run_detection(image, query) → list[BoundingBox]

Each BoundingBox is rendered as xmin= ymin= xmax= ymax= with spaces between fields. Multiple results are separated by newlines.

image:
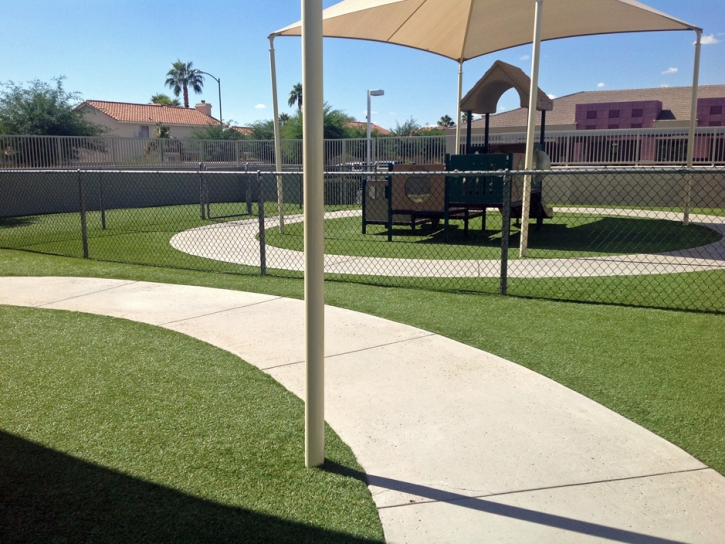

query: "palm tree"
xmin=288 ymin=83 xmax=303 ymax=111
xmin=438 ymin=115 xmax=455 ymax=128
xmin=279 ymin=113 xmax=291 ymax=125
xmin=165 ymin=60 xmax=204 ymax=108
xmin=150 ymin=93 xmax=181 ymax=107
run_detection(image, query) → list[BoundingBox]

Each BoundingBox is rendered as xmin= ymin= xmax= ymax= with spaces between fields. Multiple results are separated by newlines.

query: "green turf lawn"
xmin=264 ymin=212 xmax=721 ymax=260
xmin=0 ymin=304 xmax=383 ymax=543
xmin=2 ymin=203 xmax=722 ymax=313
xmin=1 ymin=249 xmax=723 ymax=480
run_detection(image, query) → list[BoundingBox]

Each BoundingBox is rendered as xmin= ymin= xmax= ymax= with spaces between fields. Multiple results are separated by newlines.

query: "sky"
xmin=1 ymin=0 xmax=724 ymax=131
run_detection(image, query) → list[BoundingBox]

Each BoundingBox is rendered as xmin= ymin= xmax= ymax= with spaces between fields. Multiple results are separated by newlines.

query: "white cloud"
xmin=597 ymin=82 xmax=605 ymax=88
xmin=660 ymin=83 xmax=671 ymax=88
xmin=498 ymin=106 xmax=507 ymax=112
xmin=255 ymin=104 xmax=266 ymax=109
xmin=661 ymin=67 xmax=678 ymax=75
xmin=699 ymin=34 xmax=720 ymax=45
xmin=519 ymin=54 xmax=530 ymax=60
xmin=547 ymin=93 xmax=556 ymax=99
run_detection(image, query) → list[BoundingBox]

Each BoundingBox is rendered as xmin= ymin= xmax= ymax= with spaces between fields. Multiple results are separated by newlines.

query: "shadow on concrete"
xmin=322 ymin=463 xmax=687 ymax=544
xmin=0 ymin=431 xmax=383 ymax=544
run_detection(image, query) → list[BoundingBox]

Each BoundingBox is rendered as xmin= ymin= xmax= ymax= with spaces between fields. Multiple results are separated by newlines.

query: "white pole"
xmin=302 ymin=0 xmax=325 ymax=468
xmin=684 ymin=29 xmax=702 ymax=226
xmin=366 ymin=91 xmax=372 ymax=171
xmin=269 ymin=36 xmax=285 ymax=233
xmin=519 ymin=0 xmax=543 ymax=257
xmin=455 ymin=60 xmax=464 ymax=155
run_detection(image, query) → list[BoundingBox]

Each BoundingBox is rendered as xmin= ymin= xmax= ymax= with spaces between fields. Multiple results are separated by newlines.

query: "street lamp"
xmin=197 ymin=70 xmax=223 ymax=128
xmin=366 ymin=89 xmax=384 ymax=172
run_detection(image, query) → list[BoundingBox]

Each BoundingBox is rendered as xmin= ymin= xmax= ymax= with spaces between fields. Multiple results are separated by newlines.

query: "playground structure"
xmin=361 ymin=150 xmax=554 ymax=241
xmin=362 ymin=60 xmax=555 ymax=242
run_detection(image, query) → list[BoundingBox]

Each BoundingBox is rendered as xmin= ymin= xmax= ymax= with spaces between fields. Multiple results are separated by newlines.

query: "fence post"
xmin=257 ymin=171 xmax=267 ymax=276
xmin=78 ymin=170 xmax=89 ymax=258
xmin=98 ymin=173 xmax=106 ymax=230
xmin=361 ymin=178 xmax=367 ymax=234
xmin=245 ymin=163 xmax=253 ymax=215
xmin=500 ymin=170 xmax=512 ymax=296
xmin=199 ymin=162 xmax=206 ymax=220
xmin=386 ymin=175 xmax=393 ymax=242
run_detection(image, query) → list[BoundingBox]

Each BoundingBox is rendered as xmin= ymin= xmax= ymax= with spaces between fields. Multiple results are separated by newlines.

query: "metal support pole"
xmin=367 ymin=92 xmax=372 ymax=172
xmin=500 ymin=171 xmax=512 ymax=296
xmin=455 ymin=60 xmax=464 ymax=155
xmin=302 ymin=0 xmax=325 ymax=468
xmin=199 ymin=163 xmax=206 ymax=220
xmin=386 ymin=177 xmax=393 ymax=242
xmin=245 ymin=163 xmax=253 ymax=215
xmin=78 ymin=170 xmax=89 ymax=259
xmin=520 ymin=0 xmax=544 ymax=257
xmin=269 ymin=36 xmax=285 ymax=233
xmin=466 ymin=111 xmax=472 ymax=153
xmin=540 ymin=110 xmax=547 ymax=149
xmin=98 ymin=173 xmax=106 ymax=230
xmin=257 ymin=171 xmax=267 ymax=276
xmin=684 ymin=29 xmax=702 ymax=226
xmin=484 ymin=113 xmax=490 ymax=152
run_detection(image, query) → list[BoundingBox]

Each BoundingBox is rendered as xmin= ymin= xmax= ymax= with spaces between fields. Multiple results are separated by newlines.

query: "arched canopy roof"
xmin=270 ymin=0 xmax=700 ymax=63
xmin=460 ymin=60 xmax=553 ymax=114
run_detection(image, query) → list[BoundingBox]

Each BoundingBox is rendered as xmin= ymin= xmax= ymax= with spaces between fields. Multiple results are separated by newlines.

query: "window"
xmin=632 ymin=109 xmax=643 ymax=118
xmin=710 ymin=105 xmax=723 ymax=115
xmin=631 ymin=123 xmax=643 ymax=129
xmin=710 ymin=121 xmax=722 ymax=127
xmin=139 ymin=126 xmax=150 ymax=138
xmin=609 ymin=110 xmax=620 ymax=118
xmin=586 ymin=125 xmax=597 ymax=130
xmin=608 ymin=124 xmax=619 ymax=130
xmin=586 ymin=111 xmax=597 ymax=120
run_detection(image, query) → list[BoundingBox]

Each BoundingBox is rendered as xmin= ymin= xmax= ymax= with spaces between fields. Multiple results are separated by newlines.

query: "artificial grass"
xmin=0 ymin=249 xmax=723 ymax=477
xmin=264 ymin=212 xmax=720 ymax=260
xmin=0 ymin=304 xmax=384 ymax=543
xmin=2 ymin=203 xmax=723 ymax=312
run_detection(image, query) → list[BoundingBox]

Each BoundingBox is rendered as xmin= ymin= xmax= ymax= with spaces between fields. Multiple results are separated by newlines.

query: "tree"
xmin=288 ymin=83 xmax=303 ymax=111
xmin=165 ymin=60 xmax=204 ymax=108
xmin=150 ymin=93 xmax=181 ymax=106
xmin=0 ymin=77 xmax=104 ymax=167
xmin=192 ymin=123 xmax=247 ymax=141
xmin=280 ymin=104 xmax=355 ymax=140
xmin=390 ymin=117 xmax=422 ymax=137
xmin=438 ymin=115 xmax=455 ymax=128
xmin=0 ymin=77 xmax=102 ymax=136
xmin=279 ymin=113 xmax=290 ymax=126
xmin=249 ymin=119 xmax=275 ymax=140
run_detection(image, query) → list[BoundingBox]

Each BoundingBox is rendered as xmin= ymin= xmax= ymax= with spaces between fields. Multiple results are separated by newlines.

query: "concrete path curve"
xmin=1 ymin=276 xmax=724 ymax=543
xmin=170 ymin=208 xmax=725 ymax=278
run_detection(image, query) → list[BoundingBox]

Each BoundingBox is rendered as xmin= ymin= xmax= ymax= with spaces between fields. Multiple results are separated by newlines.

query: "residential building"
xmin=76 ymin=100 xmax=219 ymax=139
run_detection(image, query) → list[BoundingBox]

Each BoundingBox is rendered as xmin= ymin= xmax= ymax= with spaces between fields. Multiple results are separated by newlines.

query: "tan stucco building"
xmin=76 ymin=100 xmax=219 ymax=139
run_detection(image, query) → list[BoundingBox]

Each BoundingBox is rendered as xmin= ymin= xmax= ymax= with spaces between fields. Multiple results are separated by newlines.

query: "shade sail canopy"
xmin=461 ymin=60 xmax=553 ymax=113
xmin=271 ymin=0 xmax=699 ymax=62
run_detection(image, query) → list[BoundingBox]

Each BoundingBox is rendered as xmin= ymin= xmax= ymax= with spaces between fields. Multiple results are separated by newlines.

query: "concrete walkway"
xmin=1 ymin=276 xmax=724 ymax=543
xmin=169 ymin=208 xmax=725 ymax=278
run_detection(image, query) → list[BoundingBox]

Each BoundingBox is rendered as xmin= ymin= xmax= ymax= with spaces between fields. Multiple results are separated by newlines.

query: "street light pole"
xmin=197 ymin=70 xmax=223 ymax=128
xmin=366 ymin=89 xmax=384 ymax=171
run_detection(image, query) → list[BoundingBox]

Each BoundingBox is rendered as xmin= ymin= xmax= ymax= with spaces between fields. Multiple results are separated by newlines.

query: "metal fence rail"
xmin=1 ymin=167 xmax=723 ymax=313
xmin=3 ymin=128 xmax=722 ymax=171
xmin=470 ymin=126 xmax=725 ymax=166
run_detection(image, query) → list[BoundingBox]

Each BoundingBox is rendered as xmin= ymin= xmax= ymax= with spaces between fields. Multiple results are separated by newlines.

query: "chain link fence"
xmin=1 ymin=165 xmax=723 ymax=313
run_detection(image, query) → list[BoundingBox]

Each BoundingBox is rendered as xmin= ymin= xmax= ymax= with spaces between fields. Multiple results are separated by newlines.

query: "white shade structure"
xmin=269 ymin=0 xmax=702 ymax=253
xmin=272 ymin=0 xmax=697 ymax=61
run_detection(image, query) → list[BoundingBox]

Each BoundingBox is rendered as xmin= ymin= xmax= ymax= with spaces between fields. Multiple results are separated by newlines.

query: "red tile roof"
xmin=79 ymin=100 xmax=218 ymax=126
xmin=468 ymin=85 xmax=725 ymax=129
xmin=346 ymin=121 xmax=391 ymax=135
